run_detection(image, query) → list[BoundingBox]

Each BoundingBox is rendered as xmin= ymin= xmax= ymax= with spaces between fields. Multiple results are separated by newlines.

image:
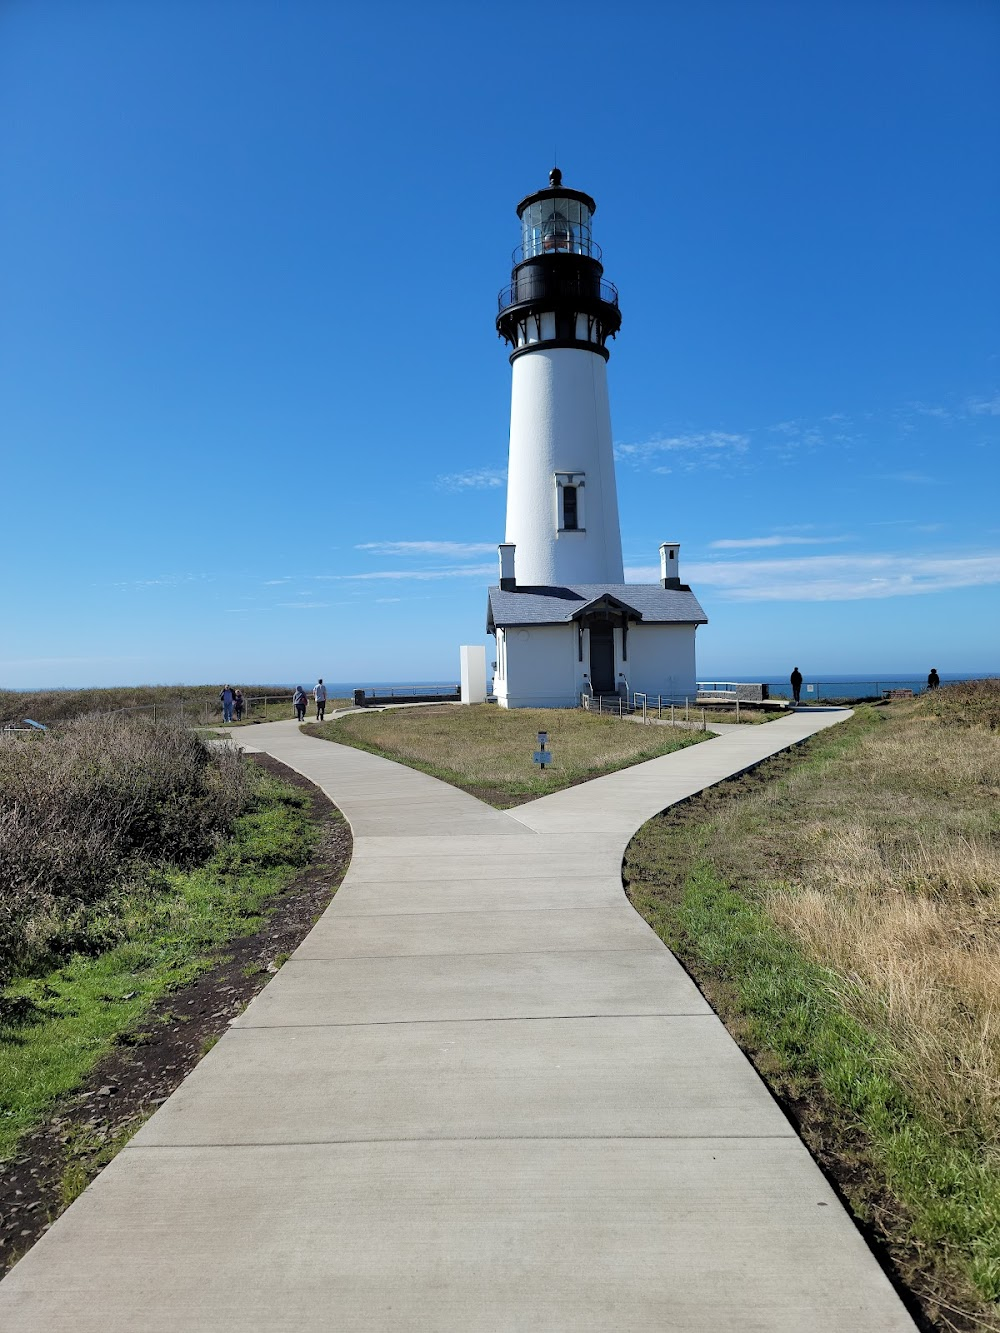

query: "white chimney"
xmin=659 ymin=542 xmax=681 ymax=589
xmin=499 ymin=543 xmax=516 ymax=591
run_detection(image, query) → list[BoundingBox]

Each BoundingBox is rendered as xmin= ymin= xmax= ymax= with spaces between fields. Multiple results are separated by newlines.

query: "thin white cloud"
xmin=709 ymin=535 xmax=851 ymax=550
xmin=0 ymin=656 xmax=143 ymax=667
xmin=436 ymin=467 xmax=507 ymax=491
xmin=879 ymin=471 xmax=939 ymax=485
xmin=615 ymin=431 xmax=750 ymax=465
xmin=276 ymin=601 xmax=331 ymax=609
xmin=325 ymin=564 xmax=496 ymax=582
xmin=647 ymin=551 xmax=1000 ymax=602
xmin=356 ymin=541 xmax=496 ymax=557
xmin=968 ymin=395 xmax=1000 ymax=416
xmin=111 ymin=574 xmax=204 ymax=589
xmin=263 ymin=578 xmax=291 ymax=586
xmin=909 ymin=401 xmax=953 ymax=421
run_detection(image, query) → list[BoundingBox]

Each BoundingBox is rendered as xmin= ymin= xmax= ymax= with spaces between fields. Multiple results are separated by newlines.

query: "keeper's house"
xmin=489 ymin=545 xmax=707 ymax=710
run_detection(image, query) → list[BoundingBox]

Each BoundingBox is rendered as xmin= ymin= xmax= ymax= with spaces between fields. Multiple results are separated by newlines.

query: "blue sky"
xmin=2 ymin=0 xmax=998 ymax=687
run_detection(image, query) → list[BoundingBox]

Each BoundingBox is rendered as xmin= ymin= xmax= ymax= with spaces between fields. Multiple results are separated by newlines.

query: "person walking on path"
xmin=790 ymin=667 xmax=803 ymax=705
xmin=233 ymin=688 xmax=245 ymax=721
xmin=314 ymin=678 xmax=328 ymax=721
xmin=220 ymin=684 xmax=235 ymax=724
xmin=292 ymin=685 xmax=308 ymax=722
xmin=927 ymin=668 xmax=940 ymax=690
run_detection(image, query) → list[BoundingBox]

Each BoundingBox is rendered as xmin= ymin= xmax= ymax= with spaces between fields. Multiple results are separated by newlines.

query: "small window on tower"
xmin=563 ymin=485 xmax=578 ymax=530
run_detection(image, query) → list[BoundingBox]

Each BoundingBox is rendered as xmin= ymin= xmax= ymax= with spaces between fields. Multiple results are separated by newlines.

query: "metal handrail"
xmin=498 ymin=276 xmax=619 ymax=314
xmin=511 ymin=239 xmax=603 ymax=265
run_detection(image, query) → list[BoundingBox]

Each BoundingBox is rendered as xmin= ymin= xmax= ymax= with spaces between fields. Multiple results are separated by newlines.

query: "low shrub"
xmin=0 ymin=715 xmax=256 ymax=984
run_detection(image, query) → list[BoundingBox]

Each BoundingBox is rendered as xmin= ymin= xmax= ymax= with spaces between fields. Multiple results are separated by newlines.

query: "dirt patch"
xmin=0 ymin=755 xmax=351 ymax=1275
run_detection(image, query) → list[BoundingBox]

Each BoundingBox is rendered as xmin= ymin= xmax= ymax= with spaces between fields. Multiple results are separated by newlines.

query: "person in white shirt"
xmin=314 ymin=678 xmax=328 ymax=721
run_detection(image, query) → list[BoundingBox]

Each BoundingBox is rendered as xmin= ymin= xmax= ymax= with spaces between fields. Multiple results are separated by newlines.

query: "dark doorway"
xmin=589 ymin=626 xmax=615 ymax=693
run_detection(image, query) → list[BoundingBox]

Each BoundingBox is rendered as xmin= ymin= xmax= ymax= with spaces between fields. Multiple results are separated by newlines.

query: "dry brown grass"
xmin=711 ymin=684 xmax=1000 ymax=1150
xmin=0 ymin=685 xmax=297 ymax=728
xmin=314 ymin=704 xmax=708 ymax=802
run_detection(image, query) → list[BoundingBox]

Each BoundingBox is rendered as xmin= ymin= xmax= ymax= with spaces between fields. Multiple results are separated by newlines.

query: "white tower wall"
xmin=505 ymin=347 xmax=624 ymax=587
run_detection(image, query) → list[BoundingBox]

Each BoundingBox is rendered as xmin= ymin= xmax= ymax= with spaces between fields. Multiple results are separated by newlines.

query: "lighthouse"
xmin=497 ymin=168 xmax=624 ymax=586
xmin=488 ymin=170 xmax=708 ymax=710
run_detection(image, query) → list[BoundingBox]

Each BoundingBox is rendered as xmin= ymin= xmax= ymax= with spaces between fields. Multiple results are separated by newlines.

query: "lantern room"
xmin=515 ymin=168 xmax=598 ymax=261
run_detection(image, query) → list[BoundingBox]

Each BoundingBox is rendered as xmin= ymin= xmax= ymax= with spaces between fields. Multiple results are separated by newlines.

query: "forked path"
xmin=0 ymin=711 xmax=915 ymax=1331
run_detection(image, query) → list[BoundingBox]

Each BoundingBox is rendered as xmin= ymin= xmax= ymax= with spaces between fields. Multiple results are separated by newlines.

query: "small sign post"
xmin=533 ymin=731 xmax=551 ymax=771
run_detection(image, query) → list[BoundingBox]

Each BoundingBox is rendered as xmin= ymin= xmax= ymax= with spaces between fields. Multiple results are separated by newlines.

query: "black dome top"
xmin=516 ymin=169 xmax=596 ymax=220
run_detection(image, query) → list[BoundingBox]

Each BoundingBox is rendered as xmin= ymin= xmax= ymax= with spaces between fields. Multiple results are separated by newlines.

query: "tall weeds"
xmin=0 ymin=716 xmax=256 ymax=984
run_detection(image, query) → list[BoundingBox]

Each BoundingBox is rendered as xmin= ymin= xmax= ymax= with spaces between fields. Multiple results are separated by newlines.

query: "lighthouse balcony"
xmin=498 ymin=273 xmax=619 ymax=315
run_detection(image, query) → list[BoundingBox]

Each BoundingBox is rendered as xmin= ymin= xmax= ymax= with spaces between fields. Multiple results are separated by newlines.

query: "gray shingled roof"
xmin=487 ymin=583 xmax=708 ymax=631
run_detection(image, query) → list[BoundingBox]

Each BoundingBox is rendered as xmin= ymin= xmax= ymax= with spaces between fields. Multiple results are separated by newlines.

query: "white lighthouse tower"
xmin=498 ymin=169 xmax=624 ymax=587
xmin=488 ymin=170 xmax=708 ymax=710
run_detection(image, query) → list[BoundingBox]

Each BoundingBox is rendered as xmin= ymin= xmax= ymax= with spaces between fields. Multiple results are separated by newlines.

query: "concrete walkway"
xmin=0 ymin=712 xmax=914 ymax=1330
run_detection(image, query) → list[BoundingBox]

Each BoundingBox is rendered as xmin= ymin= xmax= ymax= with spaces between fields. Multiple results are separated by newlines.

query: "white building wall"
xmin=494 ymin=624 xmax=584 ymax=709
xmin=505 ymin=348 xmax=624 ymax=586
xmin=494 ymin=620 xmax=699 ymax=709
xmin=620 ymin=624 xmax=699 ymax=701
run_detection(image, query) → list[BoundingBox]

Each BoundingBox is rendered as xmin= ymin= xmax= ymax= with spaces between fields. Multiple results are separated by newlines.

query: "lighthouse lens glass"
xmin=521 ymin=198 xmax=593 ymax=259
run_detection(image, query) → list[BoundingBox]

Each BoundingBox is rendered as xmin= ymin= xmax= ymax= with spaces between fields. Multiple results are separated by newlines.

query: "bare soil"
xmin=0 ymin=755 xmax=351 ymax=1276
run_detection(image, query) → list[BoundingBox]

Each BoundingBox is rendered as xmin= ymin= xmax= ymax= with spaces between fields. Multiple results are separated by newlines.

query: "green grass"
xmin=307 ymin=704 xmax=710 ymax=806
xmin=624 ymin=694 xmax=1000 ymax=1323
xmin=0 ymin=775 xmax=316 ymax=1162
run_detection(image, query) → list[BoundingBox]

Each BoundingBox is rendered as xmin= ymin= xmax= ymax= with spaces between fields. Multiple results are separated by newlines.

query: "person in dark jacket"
xmin=292 ymin=685 xmax=307 ymax=722
xmin=927 ymin=668 xmax=940 ymax=690
xmin=220 ymin=684 xmax=235 ymax=724
xmin=790 ymin=667 xmax=803 ymax=705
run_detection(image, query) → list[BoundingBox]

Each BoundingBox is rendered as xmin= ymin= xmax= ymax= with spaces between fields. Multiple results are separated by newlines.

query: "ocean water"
xmin=330 ymin=675 xmax=999 ymax=703
xmin=740 ymin=673 xmax=997 ymax=701
xmin=10 ymin=673 xmax=996 ymax=703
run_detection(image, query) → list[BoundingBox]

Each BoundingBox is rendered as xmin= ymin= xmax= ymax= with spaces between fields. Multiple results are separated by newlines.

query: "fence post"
xmin=153 ymin=702 xmax=157 ymax=724
xmin=619 ymin=695 xmax=623 ymax=717
xmin=657 ymin=695 xmax=662 ymax=719
xmin=736 ymin=697 xmax=740 ymax=723
xmin=702 ymin=707 xmax=706 ymax=731
xmin=685 ymin=698 xmax=689 ymax=723
xmin=671 ymin=703 xmax=675 ymax=727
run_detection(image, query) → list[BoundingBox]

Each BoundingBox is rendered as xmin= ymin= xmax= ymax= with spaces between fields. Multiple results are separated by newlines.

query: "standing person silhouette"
xmin=314 ymin=678 xmax=328 ymax=721
xmin=927 ymin=668 xmax=940 ymax=690
xmin=790 ymin=667 xmax=803 ymax=705
xmin=219 ymin=684 xmax=235 ymax=724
